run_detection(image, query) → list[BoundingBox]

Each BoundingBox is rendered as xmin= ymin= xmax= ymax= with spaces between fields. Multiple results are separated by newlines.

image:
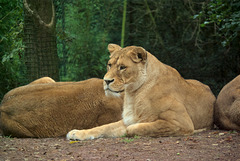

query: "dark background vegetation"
xmin=0 ymin=0 xmax=239 ymax=100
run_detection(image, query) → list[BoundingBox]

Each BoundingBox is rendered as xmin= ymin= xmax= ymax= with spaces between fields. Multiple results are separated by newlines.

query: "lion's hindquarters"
xmin=185 ymin=79 xmax=215 ymax=130
xmin=0 ymin=112 xmax=35 ymax=137
xmin=230 ymin=100 xmax=240 ymax=126
xmin=216 ymin=99 xmax=240 ymax=130
xmin=125 ymin=98 xmax=194 ymax=137
xmin=215 ymin=75 xmax=240 ymax=131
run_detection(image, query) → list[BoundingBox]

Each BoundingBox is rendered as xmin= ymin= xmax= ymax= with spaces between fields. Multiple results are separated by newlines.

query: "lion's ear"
xmin=130 ymin=47 xmax=147 ymax=63
xmin=108 ymin=44 xmax=121 ymax=56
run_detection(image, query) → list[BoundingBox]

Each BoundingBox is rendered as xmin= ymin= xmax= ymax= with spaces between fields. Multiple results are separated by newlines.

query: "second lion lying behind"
xmin=214 ymin=75 xmax=240 ymax=131
xmin=67 ymin=44 xmax=216 ymax=140
xmin=0 ymin=77 xmax=123 ymax=138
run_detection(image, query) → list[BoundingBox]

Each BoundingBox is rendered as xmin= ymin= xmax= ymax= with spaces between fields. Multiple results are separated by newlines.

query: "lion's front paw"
xmin=126 ymin=124 xmax=139 ymax=136
xmin=66 ymin=129 xmax=94 ymax=141
xmin=126 ymin=123 xmax=147 ymax=137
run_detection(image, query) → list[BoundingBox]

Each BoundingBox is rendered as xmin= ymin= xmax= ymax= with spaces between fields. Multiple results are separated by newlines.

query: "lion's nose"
xmin=104 ymin=79 xmax=114 ymax=85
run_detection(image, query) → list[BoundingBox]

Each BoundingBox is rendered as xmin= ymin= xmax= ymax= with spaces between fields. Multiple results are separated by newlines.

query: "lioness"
xmin=0 ymin=77 xmax=123 ymax=138
xmin=67 ymin=44 xmax=215 ymax=140
xmin=214 ymin=75 xmax=240 ymax=131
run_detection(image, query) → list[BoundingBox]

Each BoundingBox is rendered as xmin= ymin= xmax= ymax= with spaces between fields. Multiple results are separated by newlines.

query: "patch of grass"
xmin=133 ymin=135 xmax=140 ymax=139
xmin=229 ymin=130 xmax=238 ymax=134
xmin=1 ymin=134 xmax=13 ymax=139
xmin=122 ymin=138 xmax=135 ymax=143
xmin=121 ymin=135 xmax=140 ymax=143
xmin=121 ymin=134 xmax=127 ymax=138
xmin=4 ymin=135 xmax=12 ymax=138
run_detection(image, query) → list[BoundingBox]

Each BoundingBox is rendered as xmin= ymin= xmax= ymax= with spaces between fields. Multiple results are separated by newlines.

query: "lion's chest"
xmin=122 ymin=95 xmax=146 ymax=126
xmin=122 ymin=94 xmax=137 ymax=126
xmin=122 ymin=104 xmax=135 ymax=126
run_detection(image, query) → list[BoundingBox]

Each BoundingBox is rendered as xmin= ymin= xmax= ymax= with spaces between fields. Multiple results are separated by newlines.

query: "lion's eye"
xmin=107 ymin=64 xmax=111 ymax=70
xmin=119 ymin=65 xmax=126 ymax=70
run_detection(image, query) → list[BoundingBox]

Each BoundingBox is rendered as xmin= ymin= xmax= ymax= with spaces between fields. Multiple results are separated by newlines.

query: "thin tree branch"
xmin=23 ymin=0 xmax=55 ymax=29
xmin=144 ymin=0 xmax=156 ymax=28
xmin=144 ymin=0 xmax=165 ymax=48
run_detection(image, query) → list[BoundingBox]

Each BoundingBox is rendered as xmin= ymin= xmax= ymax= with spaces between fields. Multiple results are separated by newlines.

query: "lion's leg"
xmin=126 ymin=119 xmax=193 ymax=137
xmin=66 ymin=120 xmax=126 ymax=140
xmin=127 ymin=100 xmax=194 ymax=137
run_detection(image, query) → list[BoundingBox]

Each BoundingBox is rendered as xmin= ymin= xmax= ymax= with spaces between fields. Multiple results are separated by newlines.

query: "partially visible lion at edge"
xmin=0 ymin=77 xmax=123 ymax=138
xmin=66 ymin=44 xmax=216 ymax=140
xmin=214 ymin=75 xmax=240 ymax=131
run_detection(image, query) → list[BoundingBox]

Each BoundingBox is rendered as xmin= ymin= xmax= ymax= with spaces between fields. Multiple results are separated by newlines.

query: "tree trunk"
xmin=121 ymin=0 xmax=127 ymax=47
xmin=23 ymin=0 xmax=59 ymax=82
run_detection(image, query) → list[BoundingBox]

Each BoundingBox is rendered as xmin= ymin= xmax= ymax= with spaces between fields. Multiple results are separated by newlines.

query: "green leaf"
xmin=193 ymin=14 xmax=199 ymax=19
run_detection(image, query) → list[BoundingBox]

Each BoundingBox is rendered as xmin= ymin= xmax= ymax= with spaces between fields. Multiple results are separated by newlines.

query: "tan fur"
xmin=29 ymin=77 xmax=55 ymax=84
xmin=66 ymin=44 xmax=215 ymax=140
xmin=0 ymin=77 xmax=123 ymax=138
xmin=214 ymin=75 xmax=240 ymax=131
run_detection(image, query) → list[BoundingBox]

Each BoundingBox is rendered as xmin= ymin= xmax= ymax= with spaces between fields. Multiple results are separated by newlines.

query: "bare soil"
xmin=0 ymin=130 xmax=240 ymax=161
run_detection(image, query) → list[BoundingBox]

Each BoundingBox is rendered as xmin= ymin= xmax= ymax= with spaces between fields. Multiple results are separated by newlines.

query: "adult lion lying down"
xmin=0 ymin=77 xmax=123 ymax=138
xmin=214 ymin=75 xmax=240 ymax=131
xmin=66 ymin=44 xmax=216 ymax=140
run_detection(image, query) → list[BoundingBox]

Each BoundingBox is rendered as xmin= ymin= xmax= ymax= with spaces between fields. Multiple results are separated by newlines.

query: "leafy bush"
xmin=195 ymin=0 xmax=240 ymax=46
xmin=0 ymin=0 xmax=27 ymax=100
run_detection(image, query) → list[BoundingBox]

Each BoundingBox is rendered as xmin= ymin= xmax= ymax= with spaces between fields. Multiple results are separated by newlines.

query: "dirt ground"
xmin=0 ymin=130 xmax=240 ymax=161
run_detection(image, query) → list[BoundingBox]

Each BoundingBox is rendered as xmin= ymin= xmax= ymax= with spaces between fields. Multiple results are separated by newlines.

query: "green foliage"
xmin=192 ymin=0 xmax=240 ymax=94
xmin=0 ymin=0 xmax=26 ymax=100
xmin=195 ymin=0 xmax=240 ymax=46
xmin=0 ymin=0 xmax=24 ymax=62
xmin=57 ymin=0 xmax=122 ymax=81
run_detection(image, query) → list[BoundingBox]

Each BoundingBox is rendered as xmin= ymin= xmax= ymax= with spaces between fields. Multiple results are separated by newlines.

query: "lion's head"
xmin=103 ymin=44 xmax=148 ymax=97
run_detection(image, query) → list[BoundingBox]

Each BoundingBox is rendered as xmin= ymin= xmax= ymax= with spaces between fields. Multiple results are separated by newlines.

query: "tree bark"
xmin=23 ymin=0 xmax=59 ymax=82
